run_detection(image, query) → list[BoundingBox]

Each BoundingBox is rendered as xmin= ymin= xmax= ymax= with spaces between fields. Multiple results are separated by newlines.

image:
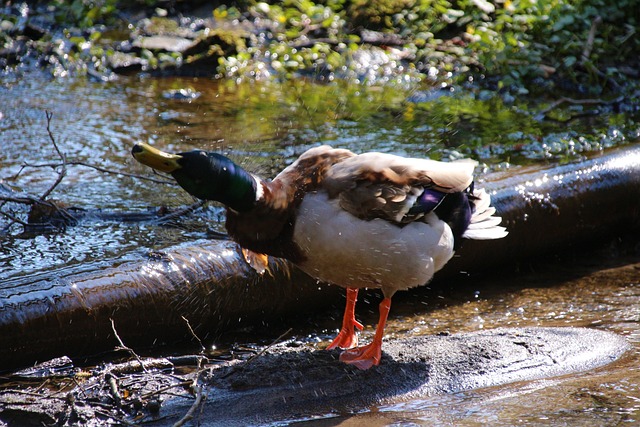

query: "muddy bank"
xmin=0 ymin=327 xmax=628 ymax=426
xmin=142 ymin=327 xmax=630 ymax=426
xmin=0 ymin=146 xmax=639 ymax=371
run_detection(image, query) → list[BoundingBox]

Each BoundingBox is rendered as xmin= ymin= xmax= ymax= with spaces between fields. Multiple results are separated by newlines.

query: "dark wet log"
xmin=444 ymin=145 xmax=640 ymax=274
xmin=0 ymin=241 xmax=331 ymax=371
xmin=0 ymin=146 xmax=638 ymax=370
xmin=155 ymin=327 xmax=628 ymax=426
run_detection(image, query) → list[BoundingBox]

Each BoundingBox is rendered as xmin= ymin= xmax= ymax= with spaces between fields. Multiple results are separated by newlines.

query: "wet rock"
xmin=0 ymin=395 xmax=63 ymax=426
xmin=360 ymin=29 xmax=407 ymax=46
xmin=182 ymin=31 xmax=241 ymax=57
xmin=0 ymin=41 xmax=27 ymax=65
xmin=162 ymin=31 xmax=246 ymax=77
xmin=0 ymin=327 xmax=627 ymax=426
xmin=0 ymin=20 xmax=14 ymax=33
xmin=154 ymin=327 xmax=629 ymax=426
xmin=139 ymin=16 xmax=199 ymax=39
xmin=162 ymin=88 xmax=201 ymax=100
xmin=22 ymin=22 xmax=47 ymax=40
xmin=0 ymin=357 xmax=187 ymax=426
xmin=10 ymin=356 xmax=75 ymax=380
xmin=132 ymin=35 xmax=196 ymax=53
xmin=108 ymin=51 xmax=147 ymax=75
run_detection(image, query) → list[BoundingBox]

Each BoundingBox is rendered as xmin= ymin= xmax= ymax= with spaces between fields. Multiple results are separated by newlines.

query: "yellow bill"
xmin=131 ymin=143 xmax=183 ymax=173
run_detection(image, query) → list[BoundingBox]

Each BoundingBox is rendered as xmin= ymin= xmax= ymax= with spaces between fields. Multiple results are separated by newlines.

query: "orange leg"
xmin=339 ymin=297 xmax=392 ymax=370
xmin=327 ymin=288 xmax=363 ymax=350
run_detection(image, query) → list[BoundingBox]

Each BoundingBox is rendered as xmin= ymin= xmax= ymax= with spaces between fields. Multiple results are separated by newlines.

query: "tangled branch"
xmin=1 ymin=110 xmax=180 ymax=233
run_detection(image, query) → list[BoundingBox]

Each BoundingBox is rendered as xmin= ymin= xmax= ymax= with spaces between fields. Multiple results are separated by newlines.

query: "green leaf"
xmin=563 ymin=56 xmax=577 ymax=67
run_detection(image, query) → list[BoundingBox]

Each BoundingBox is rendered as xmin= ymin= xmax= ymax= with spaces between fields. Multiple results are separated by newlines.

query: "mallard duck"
xmin=132 ymin=143 xmax=507 ymax=369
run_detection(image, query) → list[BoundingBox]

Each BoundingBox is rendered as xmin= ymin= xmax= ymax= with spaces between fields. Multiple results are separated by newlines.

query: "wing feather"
xmin=322 ymin=152 xmax=476 ymax=223
xmin=324 ymin=152 xmax=476 ymax=195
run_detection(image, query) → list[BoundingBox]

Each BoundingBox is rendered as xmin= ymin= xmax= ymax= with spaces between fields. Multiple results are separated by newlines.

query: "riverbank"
xmin=1 ymin=327 xmax=629 ymax=426
xmin=2 ymin=1 xmax=639 ymax=96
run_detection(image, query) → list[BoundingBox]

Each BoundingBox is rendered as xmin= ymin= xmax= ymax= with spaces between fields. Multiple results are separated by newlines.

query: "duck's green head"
xmin=132 ymin=143 xmax=257 ymax=212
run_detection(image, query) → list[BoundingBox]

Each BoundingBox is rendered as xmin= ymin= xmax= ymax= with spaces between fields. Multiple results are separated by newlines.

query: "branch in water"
xmin=39 ymin=111 xmax=67 ymax=201
xmin=1 ymin=111 xmax=181 ymax=232
xmin=18 ymin=160 xmax=175 ymax=185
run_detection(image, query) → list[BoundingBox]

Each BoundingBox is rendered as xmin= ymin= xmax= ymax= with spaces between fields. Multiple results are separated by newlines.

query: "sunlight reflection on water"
xmin=1 ymin=73 xmax=639 ymax=426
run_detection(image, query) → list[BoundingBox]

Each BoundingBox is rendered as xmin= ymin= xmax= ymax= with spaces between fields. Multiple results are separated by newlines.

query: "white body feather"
xmin=293 ymin=192 xmax=455 ymax=298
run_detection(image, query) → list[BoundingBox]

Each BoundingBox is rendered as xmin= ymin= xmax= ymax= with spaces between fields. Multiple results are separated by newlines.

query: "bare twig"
xmin=72 ymin=376 xmax=89 ymax=400
xmin=40 ymin=111 xmax=67 ymax=200
xmin=157 ymin=201 xmax=206 ymax=224
xmin=140 ymin=380 xmax=193 ymax=400
xmin=1 ymin=112 xmax=180 ymax=232
xmin=580 ymin=16 xmax=603 ymax=66
xmin=219 ymin=328 xmax=293 ymax=379
xmin=10 ymin=164 xmax=28 ymax=181
xmin=110 ymin=318 xmax=149 ymax=373
xmin=70 ymin=160 xmax=175 ymax=185
xmin=181 ymin=316 xmax=206 ymax=353
xmin=172 ymin=368 xmax=206 ymax=427
xmin=245 ymin=327 xmax=293 ymax=365
xmin=108 ymin=358 xmax=173 ymax=375
xmin=106 ymin=373 xmax=122 ymax=407
xmin=7 ymin=110 xmax=172 ymax=206
xmin=0 ymin=195 xmax=41 ymax=205
xmin=93 ymin=408 xmax=135 ymax=426
xmin=535 ymin=95 xmax=625 ymax=121
xmin=0 ymin=210 xmax=29 ymax=226
xmin=46 ymin=111 xmax=64 ymax=159
xmin=15 ymin=160 xmax=175 ymax=185
xmin=172 ymin=383 xmax=204 ymax=427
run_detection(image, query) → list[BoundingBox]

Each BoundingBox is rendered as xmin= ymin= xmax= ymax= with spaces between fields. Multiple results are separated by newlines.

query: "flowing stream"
xmin=1 ymin=72 xmax=639 ymax=425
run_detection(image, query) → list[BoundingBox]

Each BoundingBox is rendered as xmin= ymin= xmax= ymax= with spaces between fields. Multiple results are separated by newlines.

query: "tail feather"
xmin=469 ymin=205 xmax=496 ymax=223
xmin=463 ymin=188 xmax=508 ymax=240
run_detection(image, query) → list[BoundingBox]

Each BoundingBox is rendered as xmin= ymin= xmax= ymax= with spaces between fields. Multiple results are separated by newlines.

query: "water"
xmin=382 ymin=255 xmax=640 ymax=425
xmin=295 ymin=253 xmax=640 ymax=426
xmin=1 ymin=72 xmax=639 ymax=425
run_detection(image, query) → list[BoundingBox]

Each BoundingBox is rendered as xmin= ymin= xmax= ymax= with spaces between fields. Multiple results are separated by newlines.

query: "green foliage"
xmin=52 ymin=0 xmax=119 ymax=28
xmin=443 ymin=0 xmax=639 ymax=93
xmin=528 ymin=0 xmax=639 ymax=91
xmin=244 ymin=0 xmax=638 ymax=92
xmin=7 ymin=0 xmax=638 ymax=95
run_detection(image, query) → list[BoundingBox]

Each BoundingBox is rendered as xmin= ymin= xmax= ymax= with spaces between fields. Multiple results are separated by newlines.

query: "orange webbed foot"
xmin=326 ymin=288 xmax=363 ymax=350
xmin=339 ymin=341 xmax=382 ymax=370
xmin=337 ymin=297 xmax=392 ymax=370
xmin=326 ymin=318 xmax=364 ymax=350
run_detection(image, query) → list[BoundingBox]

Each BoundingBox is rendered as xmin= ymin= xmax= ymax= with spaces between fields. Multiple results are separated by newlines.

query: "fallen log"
xmin=446 ymin=144 xmax=640 ymax=273
xmin=0 ymin=145 xmax=638 ymax=370
xmin=0 ymin=241 xmax=330 ymax=370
